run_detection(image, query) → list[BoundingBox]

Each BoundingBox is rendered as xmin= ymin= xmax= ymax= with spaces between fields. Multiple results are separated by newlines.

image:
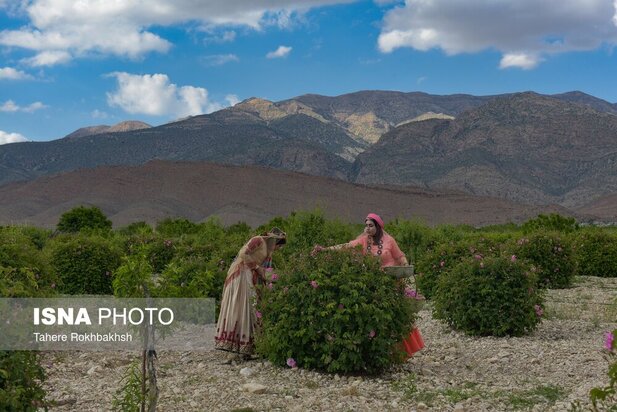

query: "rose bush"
xmin=433 ymin=256 xmax=544 ymax=337
xmin=256 ymin=249 xmax=419 ymax=374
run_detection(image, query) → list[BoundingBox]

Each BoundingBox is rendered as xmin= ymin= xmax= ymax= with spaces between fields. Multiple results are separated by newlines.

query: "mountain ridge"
xmin=2 ymin=89 xmax=617 ymax=220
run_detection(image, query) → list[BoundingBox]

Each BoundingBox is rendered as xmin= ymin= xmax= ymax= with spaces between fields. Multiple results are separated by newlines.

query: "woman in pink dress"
xmin=312 ymin=213 xmax=424 ymax=357
xmin=215 ymin=228 xmax=286 ymax=357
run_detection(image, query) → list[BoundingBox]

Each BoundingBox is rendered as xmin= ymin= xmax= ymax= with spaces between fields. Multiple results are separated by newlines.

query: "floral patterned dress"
xmin=214 ymin=236 xmax=271 ymax=355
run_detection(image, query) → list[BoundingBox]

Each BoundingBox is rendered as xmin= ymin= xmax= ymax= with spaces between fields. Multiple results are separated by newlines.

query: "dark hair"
xmin=276 ymin=237 xmax=286 ymax=246
xmin=367 ymin=218 xmax=383 ymax=244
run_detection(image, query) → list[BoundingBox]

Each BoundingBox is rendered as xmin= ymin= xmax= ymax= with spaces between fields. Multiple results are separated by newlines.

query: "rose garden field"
xmin=1 ymin=209 xmax=616 ymax=411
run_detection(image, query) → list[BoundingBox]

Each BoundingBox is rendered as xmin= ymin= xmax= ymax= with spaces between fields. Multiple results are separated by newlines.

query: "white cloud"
xmin=0 ymin=130 xmax=29 ymax=144
xmin=203 ymin=30 xmax=237 ymax=44
xmin=106 ymin=72 xmax=231 ymax=117
xmin=266 ymin=45 xmax=292 ymax=58
xmin=225 ymin=94 xmax=240 ymax=106
xmin=499 ymin=53 xmax=540 ymax=70
xmin=21 ymin=50 xmax=72 ymax=67
xmin=91 ymin=109 xmax=109 ymax=119
xmin=0 ymin=0 xmax=351 ymax=66
xmin=378 ymin=0 xmax=617 ymax=68
xmin=0 ymin=67 xmax=33 ymax=80
xmin=202 ymin=54 xmax=239 ymax=66
xmin=0 ymin=100 xmax=46 ymax=113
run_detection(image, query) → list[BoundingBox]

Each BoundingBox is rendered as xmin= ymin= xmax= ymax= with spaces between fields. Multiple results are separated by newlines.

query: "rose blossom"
xmin=404 ymin=288 xmax=417 ymax=298
xmin=605 ymin=331 xmax=615 ymax=351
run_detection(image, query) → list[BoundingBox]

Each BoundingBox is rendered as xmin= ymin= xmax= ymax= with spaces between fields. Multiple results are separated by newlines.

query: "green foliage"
xmin=112 ymin=360 xmax=144 ymax=412
xmin=434 ymin=256 xmax=544 ymax=337
xmin=259 ymin=210 xmax=357 ymax=266
xmin=10 ymin=226 xmax=52 ymax=250
xmin=225 ymin=222 xmax=252 ymax=237
xmin=385 ymin=218 xmax=435 ymax=262
xmin=0 ymin=227 xmax=50 ymax=273
xmin=415 ymin=234 xmax=508 ymax=299
xmin=112 ymin=253 xmax=155 ymax=298
xmin=589 ymin=329 xmax=617 ymax=411
xmin=0 ymin=267 xmax=49 ymax=298
xmin=0 ymin=351 xmax=46 ymax=411
xmin=155 ymin=218 xmax=199 ymax=237
xmin=144 ymin=238 xmax=176 ymax=274
xmin=118 ymin=221 xmax=153 ymax=236
xmin=0 ymin=227 xmax=56 ymax=297
xmin=256 ymin=249 xmax=419 ymax=374
xmin=512 ymin=232 xmax=576 ymax=288
xmin=522 ymin=213 xmax=579 ymax=234
xmin=57 ymin=205 xmax=112 ymax=233
xmin=574 ymin=230 xmax=617 ymax=278
xmin=156 ymin=257 xmax=218 ymax=299
xmin=49 ymin=235 xmax=121 ymax=295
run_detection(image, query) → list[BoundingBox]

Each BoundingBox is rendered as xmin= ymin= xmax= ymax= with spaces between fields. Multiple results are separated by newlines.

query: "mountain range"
xmin=1 ymin=89 xmax=616 ymax=225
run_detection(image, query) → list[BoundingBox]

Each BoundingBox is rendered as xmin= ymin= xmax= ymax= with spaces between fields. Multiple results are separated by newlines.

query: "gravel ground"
xmin=41 ymin=276 xmax=617 ymax=411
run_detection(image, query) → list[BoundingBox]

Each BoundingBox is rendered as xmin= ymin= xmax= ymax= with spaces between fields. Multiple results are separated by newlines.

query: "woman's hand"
xmin=311 ymin=245 xmax=324 ymax=256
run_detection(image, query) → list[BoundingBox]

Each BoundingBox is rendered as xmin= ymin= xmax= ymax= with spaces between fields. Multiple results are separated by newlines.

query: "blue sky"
xmin=1 ymin=0 xmax=617 ymax=143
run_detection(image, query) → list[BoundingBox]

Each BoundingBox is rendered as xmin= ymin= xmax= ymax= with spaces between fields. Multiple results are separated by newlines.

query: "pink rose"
xmin=286 ymin=358 xmax=297 ymax=368
xmin=255 ymin=310 xmax=262 ymax=319
xmin=404 ymin=288 xmax=417 ymax=298
xmin=310 ymin=280 xmax=319 ymax=289
xmin=605 ymin=331 xmax=615 ymax=351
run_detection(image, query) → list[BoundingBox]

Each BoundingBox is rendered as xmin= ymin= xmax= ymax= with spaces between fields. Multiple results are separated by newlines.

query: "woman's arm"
xmin=312 ymin=236 xmax=364 ymax=255
xmin=389 ymin=236 xmax=409 ymax=266
xmin=311 ymin=243 xmax=348 ymax=255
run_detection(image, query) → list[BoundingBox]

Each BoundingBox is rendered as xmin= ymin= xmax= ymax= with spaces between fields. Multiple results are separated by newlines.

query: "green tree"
xmin=57 ymin=206 xmax=112 ymax=233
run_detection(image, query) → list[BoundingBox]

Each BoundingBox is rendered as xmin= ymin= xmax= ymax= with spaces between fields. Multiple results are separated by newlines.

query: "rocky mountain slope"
xmin=0 ymin=109 xmax=352 ymax=186
xmin=2 ymin=90 xmax=617 ymax=217
xmin=351 ymin=92 xmax=617 ymax=208
xmin=62 ymin=121 xmax=151 ymax=140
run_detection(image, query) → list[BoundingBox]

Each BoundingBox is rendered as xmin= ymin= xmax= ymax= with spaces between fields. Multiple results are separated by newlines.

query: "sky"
xmin=1 ymin=0 xmax=617 ymax=143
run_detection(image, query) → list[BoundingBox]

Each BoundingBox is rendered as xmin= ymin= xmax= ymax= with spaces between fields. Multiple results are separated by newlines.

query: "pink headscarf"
xmin=366 ymin=213 xmax=384 ymax=229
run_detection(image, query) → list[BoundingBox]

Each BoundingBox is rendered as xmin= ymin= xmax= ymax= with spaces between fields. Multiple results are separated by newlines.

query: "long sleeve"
xmin=238 ymin=236 xmax=268 ymax=269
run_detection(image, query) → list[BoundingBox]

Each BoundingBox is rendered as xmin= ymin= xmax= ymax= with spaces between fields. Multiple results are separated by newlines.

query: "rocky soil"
xmin=41 ymin=276 xmax=617 ymax=411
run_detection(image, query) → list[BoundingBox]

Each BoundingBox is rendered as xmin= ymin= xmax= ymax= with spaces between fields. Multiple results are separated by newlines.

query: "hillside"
xmin=351 ymin=92 xmax=617 ymax=208
xmin=2 ymin=90 xmax=617 ymax=212
xmin=0 ymin=160 xmax=573 ymax=228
